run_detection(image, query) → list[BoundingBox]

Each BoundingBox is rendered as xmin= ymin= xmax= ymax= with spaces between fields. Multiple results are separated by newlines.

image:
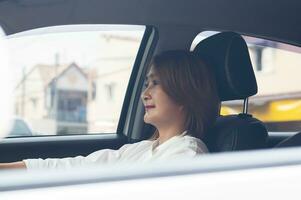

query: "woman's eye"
xmin=152 ymin=80 xmax=159 ymax=85
xmin=144 ymin=82 xmax=149 ymax=88
xmin=144 ymin=80 xmax=159 ymax=88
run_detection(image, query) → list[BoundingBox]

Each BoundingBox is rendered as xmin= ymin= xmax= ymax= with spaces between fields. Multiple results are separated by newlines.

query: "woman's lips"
xmin=145 ymin=105 xmax=155 ymax=110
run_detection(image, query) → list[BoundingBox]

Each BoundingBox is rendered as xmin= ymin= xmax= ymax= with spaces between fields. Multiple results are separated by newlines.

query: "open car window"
xmin=192 ymin=31 xmax=301 ymax=132
xmin=4 ymin=25 xmax=145 ymax=137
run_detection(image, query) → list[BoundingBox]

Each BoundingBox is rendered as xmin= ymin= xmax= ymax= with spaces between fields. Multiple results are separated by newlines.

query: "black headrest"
xmin=193 ymin=32 xmax=258 ymax=101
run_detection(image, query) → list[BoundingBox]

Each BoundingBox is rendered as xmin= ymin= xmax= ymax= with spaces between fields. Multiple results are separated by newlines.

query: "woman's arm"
xmin=0 ymin=161 xmax=26 ymax=170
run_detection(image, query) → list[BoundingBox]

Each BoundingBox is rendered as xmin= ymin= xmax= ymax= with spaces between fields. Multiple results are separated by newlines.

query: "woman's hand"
xmin=0 ymin=161 xmax=26 ymax=170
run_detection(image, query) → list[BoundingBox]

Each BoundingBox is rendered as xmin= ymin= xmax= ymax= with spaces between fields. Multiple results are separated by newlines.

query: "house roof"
xmin=15 ymin=62 xmax=87 ymax=89
xmin=37 ymin=63 xmax=70 ymax=86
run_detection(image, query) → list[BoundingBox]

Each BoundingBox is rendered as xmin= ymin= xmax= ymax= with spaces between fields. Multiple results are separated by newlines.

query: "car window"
xmin=192 ymin=31 xmax=301 ymax=132
xmin=4 ymin=25 xmax=145 ymax=137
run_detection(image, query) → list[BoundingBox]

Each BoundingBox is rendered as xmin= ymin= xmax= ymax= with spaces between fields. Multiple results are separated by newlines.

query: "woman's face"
xmin=141 ymin=68 xmax=185 ymax=127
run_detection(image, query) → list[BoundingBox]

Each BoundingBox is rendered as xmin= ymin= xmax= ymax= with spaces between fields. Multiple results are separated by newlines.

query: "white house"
xmin=14 ymin=63 xmax=88 ymax=135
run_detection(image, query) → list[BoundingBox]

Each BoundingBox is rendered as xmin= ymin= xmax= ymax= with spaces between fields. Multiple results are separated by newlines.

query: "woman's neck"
xmin=157 ymin=125 xmax=186 ymax=145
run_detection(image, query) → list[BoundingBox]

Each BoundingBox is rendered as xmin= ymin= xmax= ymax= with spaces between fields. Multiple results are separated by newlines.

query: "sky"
xmin=3 ymin=25 xmax=145 ymax=82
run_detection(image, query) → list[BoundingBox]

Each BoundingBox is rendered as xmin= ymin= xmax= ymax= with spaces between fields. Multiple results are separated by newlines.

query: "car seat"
xmin=193 ymin=32 xmax=268 ymax=152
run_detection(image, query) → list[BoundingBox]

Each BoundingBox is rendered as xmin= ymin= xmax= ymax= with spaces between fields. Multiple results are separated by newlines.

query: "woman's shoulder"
xmin=121 ymin=139 xmax=153 ymax=149
xmin=180 ymin=135 xmax=209 ymax=153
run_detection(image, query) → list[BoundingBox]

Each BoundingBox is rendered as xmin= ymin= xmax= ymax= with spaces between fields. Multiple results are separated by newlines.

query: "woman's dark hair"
xmin=149 ymin=50 xmax=220 ymax=139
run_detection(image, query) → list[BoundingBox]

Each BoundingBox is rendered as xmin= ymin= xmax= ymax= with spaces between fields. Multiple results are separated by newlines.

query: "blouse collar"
xmin=151 ymin=130 xmax=188 ymax=152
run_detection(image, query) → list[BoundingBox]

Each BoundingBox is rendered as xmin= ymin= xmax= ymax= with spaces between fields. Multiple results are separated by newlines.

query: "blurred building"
xmin=14 ymin=63 xmax=88 ymax=135
xmin=13 ymin=33 xmax=141 ymax=135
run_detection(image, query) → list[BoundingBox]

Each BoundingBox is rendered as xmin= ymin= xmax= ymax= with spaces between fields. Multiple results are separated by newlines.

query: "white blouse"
xmin=24 ymin=132 xmax=208 ymax=170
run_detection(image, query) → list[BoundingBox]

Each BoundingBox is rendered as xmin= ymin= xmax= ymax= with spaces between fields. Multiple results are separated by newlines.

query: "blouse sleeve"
xmin=23 ymin=143 xmax=133 ymax=171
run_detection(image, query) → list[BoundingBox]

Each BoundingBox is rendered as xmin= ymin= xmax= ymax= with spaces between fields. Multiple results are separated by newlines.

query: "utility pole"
xmin=21 ymin=67 xmax=26 ymax=117
xmin=53 ymin=53 xmax=59 ymax=123
xmin=52 ymin=52 xmax=60 ymax=135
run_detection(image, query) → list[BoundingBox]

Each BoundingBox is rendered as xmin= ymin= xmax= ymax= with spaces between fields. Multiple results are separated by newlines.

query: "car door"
xmin=0 ymin=24 xmax=156 ymax=163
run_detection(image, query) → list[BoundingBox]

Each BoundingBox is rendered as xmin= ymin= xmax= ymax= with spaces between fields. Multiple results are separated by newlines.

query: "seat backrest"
xmin=193 ymin=32 xmax=268 ymax=152
xmin=205 ymin=114 xmax=267 ymax=152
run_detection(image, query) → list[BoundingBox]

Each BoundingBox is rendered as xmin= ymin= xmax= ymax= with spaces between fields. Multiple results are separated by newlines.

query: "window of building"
xmin=105 ymin=82 xmax=116 ymax=101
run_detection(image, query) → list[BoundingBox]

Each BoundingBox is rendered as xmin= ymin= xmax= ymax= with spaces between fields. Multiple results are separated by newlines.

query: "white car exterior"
xmin=1 ymin=148 xmax=301 ymax=199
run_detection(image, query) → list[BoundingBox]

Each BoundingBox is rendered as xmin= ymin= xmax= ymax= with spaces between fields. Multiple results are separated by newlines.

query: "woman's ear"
xmin=179 ymin=105 xmax=188 ymax=116
xmin=178 ymin=105 xmax=185 ymax=111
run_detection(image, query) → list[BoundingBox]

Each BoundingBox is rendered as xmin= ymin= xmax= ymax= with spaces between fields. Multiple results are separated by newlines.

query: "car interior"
xmin=0 ymin=0 xmax=300 ymax=164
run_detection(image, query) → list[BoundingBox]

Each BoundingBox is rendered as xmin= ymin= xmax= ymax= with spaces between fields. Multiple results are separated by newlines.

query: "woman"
xmin=0 ymin=50 xmax=220 ymax=170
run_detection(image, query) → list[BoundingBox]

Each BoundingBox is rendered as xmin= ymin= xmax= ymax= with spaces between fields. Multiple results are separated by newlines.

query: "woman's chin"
xmin=143 ymin=115 xmax=150 ymax=123
xmin=143 ymin=114 xmax=155 ymax=125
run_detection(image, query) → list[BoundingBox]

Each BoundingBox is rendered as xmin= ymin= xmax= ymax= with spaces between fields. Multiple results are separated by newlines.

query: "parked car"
xmin=0 ymin=0 xmax=301 ymax=199
xmin=8 ymin=118 xmax=33 ymax=137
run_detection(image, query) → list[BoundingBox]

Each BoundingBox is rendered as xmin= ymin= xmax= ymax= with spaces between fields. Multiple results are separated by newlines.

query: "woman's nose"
xmin=142 ymin=87 xmax=151 ymax=101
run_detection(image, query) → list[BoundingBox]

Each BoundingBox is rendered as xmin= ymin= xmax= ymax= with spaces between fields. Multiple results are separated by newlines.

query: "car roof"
xmin=0 ymin=0 xmax=300 ymax=47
